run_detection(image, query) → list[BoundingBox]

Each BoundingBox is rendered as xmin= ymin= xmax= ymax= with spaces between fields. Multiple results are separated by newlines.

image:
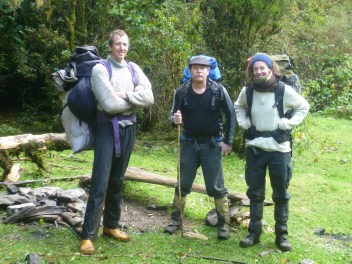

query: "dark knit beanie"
xmin=249 ymin=53 xmax=273 ymax=69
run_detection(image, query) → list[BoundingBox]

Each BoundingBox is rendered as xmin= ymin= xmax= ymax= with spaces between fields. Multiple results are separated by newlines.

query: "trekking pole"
xmin=177 ymin=124 xmax=184 ymax=237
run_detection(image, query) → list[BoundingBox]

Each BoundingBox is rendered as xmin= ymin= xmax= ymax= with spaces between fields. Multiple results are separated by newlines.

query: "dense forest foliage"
xmin=0 ymin=0 xmax=351 ymax=134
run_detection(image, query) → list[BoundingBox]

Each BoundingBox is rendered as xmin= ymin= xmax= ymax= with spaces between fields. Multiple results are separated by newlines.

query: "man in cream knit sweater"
xmin=80 ymin=29 xmax=154 ymax=255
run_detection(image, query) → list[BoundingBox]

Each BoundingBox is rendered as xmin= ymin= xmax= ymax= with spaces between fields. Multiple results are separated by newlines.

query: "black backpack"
xmin=53 ymin=45 xmax=137 ymax=125
xmin=66 ymin=46 xmax=112 ymax=124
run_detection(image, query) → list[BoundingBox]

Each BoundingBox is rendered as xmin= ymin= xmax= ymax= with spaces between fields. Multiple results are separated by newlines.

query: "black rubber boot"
xmin=275 ymin=235 xmax=292 ymax=252
xmin=274 ymin=202 xmax=291 ymax=252
xmin=164 ymin=218 xmax=180 ymax=235
xmin=239 ymin=232 xmax=260 ymax=248
xmin=239 ymin=200 xmax=263 ymax=248
xmin=164 ymin=194 xmax=186 ymax=235
xmin=215 ymin=197 xmax=231 ymax=240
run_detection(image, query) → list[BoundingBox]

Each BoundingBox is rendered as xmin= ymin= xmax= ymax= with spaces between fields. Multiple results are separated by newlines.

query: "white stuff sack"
xmin=60 ymin=91 xmax=93 ymax=153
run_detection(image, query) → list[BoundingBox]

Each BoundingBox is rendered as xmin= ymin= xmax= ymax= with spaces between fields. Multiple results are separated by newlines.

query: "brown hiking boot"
xmin=80 ymin=239 xmax=95 ymax=255
xmin=103 ymin=227 xmax=130 ymax=242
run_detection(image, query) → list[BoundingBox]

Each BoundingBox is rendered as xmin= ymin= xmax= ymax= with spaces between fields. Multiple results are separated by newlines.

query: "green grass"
xmin=0 ymin=114 xmax=352 ymax=263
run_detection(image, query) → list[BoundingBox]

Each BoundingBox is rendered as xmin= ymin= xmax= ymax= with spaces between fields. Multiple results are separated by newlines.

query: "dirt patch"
xmin=119 ymin=199 xmax=195 ymax=233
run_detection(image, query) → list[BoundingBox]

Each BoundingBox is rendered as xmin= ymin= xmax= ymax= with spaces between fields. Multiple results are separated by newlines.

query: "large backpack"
xmin=52 ymin=45 xmax=136 ymax=153
xmin=66 ymin=46 xmax=112 ymax=124
xmin=54 ymin=46 xmax=137 ymax=124
xmin=271 ymin=54 xmax=302 ymax=94
xmin=181 ymin=55 xmax=222 ymax=83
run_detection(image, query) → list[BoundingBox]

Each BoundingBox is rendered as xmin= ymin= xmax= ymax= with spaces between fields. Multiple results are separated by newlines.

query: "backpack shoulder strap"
xmin=209 ymin=80 xmax=224 ymax=109
xmin=246 ymin=83 xmax=285 ymax=119
xmin=179 ymin=80 xmax=191 ymax=108
xmin=274 ymin=81 xmax=285 ymax=118
xmin=245 ymin=86 xmax=253 ymax=120
xmin=98 ymin=60 xmax=112 ymax=80
xmin=126 ymin=60 xmax=137 ymax=87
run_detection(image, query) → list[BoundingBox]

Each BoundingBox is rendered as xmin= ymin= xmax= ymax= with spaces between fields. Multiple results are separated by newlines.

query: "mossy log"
xmin=0 ymin=133 xmax=70 ymax=181
xmin=0 ymin=133 xmax=68 ymax=150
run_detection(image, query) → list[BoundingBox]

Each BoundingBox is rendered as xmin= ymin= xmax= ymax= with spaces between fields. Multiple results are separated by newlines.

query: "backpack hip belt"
xmin=244 ymin=126 xmax=291 ymax=143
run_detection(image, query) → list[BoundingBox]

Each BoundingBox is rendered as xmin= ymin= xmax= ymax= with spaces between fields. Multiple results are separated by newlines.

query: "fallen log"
xmin=0 ymin=133 xmax=70 ymax=181
xmin=3 ymin=205 xmax=66 ymax=224
xmin=61 ymin=212 xmax=83 ymax=227
xmin=0 ymin=166 xmax=251 ymax=204
xmin=0 ymin=133 xmax=68 ymax=150
xmin=125 ymin=167 xmax=249 ymax=203
xmin=0 ymin=134 xmax=250 ymax=203
xmin=89 ymin=166 xmax=249 ymax=204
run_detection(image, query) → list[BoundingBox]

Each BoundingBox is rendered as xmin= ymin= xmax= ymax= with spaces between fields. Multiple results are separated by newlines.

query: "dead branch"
xmin=185 ymin=253 xmax=247 ymax=264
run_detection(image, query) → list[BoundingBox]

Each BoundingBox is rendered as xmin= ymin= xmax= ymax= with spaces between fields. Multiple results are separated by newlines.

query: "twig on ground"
xmin=47 ymin=163 xmax=82 ymax=170
xmin=101 ymin=234 xmax=116 ymax=245
xmin=184 ymin=253 xmax=247 ymax=264
xmin=56 ymin=220 xmax=81 ymax=239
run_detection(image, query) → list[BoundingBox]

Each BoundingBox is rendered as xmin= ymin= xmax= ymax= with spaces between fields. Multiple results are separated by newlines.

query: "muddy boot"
xmin=164 ymin=194 xmax=186 ymax=235
xmin=215 ymin=197 xmax=231 ymax=240
xmin=239 ymin=200 xmax=263 ymax=248
xmin=274 ymin=202 xmax=291 ymax=252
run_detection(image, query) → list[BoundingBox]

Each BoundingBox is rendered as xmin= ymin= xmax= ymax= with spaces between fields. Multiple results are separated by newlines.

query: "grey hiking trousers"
xmin=176 ymin=139 xmax=228 ymax=198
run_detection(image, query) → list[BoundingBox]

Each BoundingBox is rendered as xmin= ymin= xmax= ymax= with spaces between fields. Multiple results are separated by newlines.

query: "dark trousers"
xmin=177 ymin=140 xmax=228 ymax=198
xmin=245 ymin=146 xmax=292 ymax=203
xmin=81 ymin=122 xmax=135 ymax=240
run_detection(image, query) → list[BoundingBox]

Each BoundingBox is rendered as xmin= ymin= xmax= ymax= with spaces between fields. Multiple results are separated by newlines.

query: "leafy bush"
xmin=303 ymin=54 xmax=352 ymax=118
xmin=0 ymin=124 xmax=22 ymax=136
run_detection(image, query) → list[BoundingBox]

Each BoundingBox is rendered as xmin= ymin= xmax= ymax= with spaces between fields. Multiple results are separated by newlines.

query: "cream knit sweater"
xmin=91 ymin=56 xmax=154 ymax=117
xmin=234 ymin=84 xmax=309 ymax=153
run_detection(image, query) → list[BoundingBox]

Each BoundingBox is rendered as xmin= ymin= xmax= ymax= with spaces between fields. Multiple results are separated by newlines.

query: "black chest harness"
xmin=245 ymin=81 xmax=293 ymax=143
